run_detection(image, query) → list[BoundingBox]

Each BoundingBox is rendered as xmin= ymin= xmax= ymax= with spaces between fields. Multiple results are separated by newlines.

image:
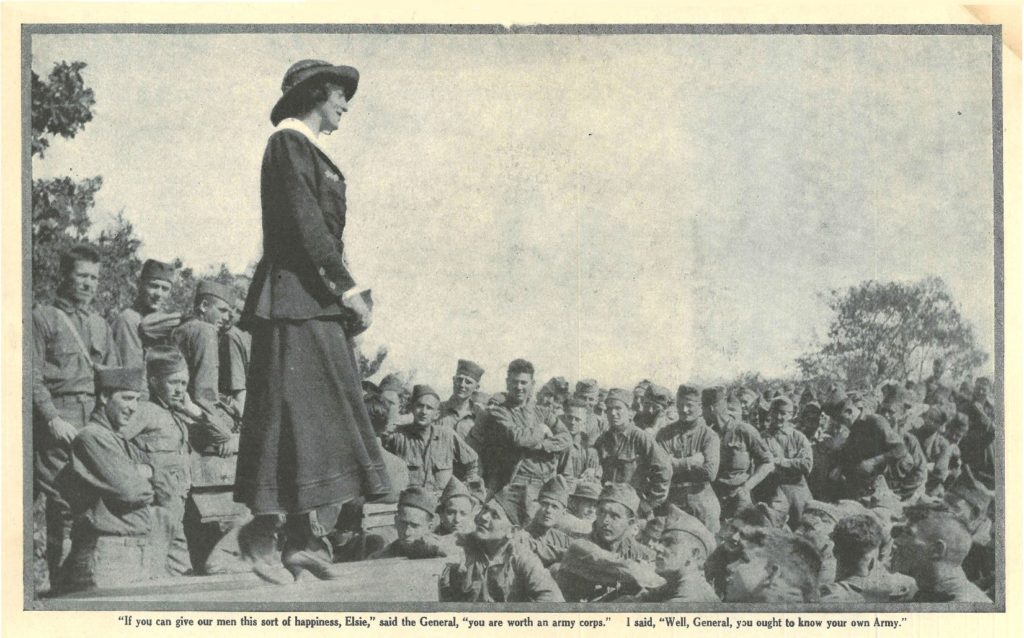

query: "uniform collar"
xmin=442 ymin=397 xmax=474 ymax=419
xmin=276 ymin=117 xmax=329 ymax=155
xmin=54 ymin=296 xmax=88 ymax=316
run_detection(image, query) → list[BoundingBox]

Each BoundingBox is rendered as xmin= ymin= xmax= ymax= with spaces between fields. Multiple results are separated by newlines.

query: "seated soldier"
xmin=877 ymin=388 xmax=929 ymax=502
xmin=942 ymin=467 xmax=995 ymax=597
xmin=556 ymin=398 xmax=601 ymax=483
xmin=381 ymin=385 xmax=480 ymax=497
xmin=723 ymin=528 xmax=822 ymax=602
xmin=892 ymin=504 xmax=991 ymax=602
xmin=794 ymin=500 xmax=841 ymax=587
xmin=916 ymin=406 xmax=956 ymax=497
xmin=373 ymin=486 xmax=451 ymax=559
xmin=623 ymin=505 xmax=718 ymax=602
xmin=438 ymin=487 xmax=564 ymax=602
xmin=555 ymin=483 xmax=659 ymax=602
xmin=522 ymin=476 xmax=573 ymax=567
xmin=704 ymin=503 xmax=775 ymax=598
xmin=432 ymin=477 xmax=479 ymax=558
xmin=54 ymin=368 xmax=155 ymax=593
xmin=821 ymin=513 xmax=917 ymax=602
xmin=557 ymin=480 xmax=601 ymax=538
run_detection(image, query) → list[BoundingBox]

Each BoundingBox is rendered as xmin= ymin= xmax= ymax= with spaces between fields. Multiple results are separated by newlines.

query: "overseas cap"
xmin=146 ymin=345 xmax=187 ymax=378
xmin=490 ymin=485 xmax=529 ymax=527
xmin=439 ymin=476 xmax=475 ymax=506
xmin=538 ymin=475 xmax=571 ymax=507
xmin=455 ymin=359 xmax=485 ymax=382
xmin=95 ymin=367 xmax=145 ymax=393
xmin=572 ymin=481 xmax=602 ymax=502
xmin=575 ymin=379 xmax=600 ymax=396
xmin=604 ymin=388 xmax=633 ymax=408
xmin=195 ymin=280 xmax=237 ymax=306
xmin=662 ymin=504 xmax=716 ymax=555
xmin=701 ymin=386 xmax=728 ymax=405
xmin=398 ymin=486 xmax=437 ymax=516
xmin=410 ymin=384 xmax=441 ymax=404
xmin=677 ymin=384 xmax=702 ymax=400
xmin=599 ymin=483 xmax=640 ymax=516
xmin=140 ymin=259 xmax=175 ymax=283
xmin=645 ymin=384 xmax=674 ymax=406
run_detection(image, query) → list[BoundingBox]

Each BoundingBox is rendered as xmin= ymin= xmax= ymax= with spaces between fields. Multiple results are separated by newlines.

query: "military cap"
xmin=802 ymin=500 xmax=841 ymax=524
xmin=140 ymin=259 xmax=175 ymax=283
xmin=677 ymin=384 xmax=701 ymax=399
xmin=95 ymin=367 xmax=146 ymax=394
xmin=379 ymin=373 xmax=406 ymax=393
xmin=490 ymin=485 xmax=529 ymax=527
xmin=195 ymin=280 xmax=237 ymax=306
xmin=506 ymin=358 xmax=535 ymax=376
xmin=409 ymin=384 xmax=440 ymax=404
xmin=662 ymin=504 xmax=716 ymax=555
xmin=739 ymin=387 xmax=760 ymax=403
xmin=146 ymin=345 xmax=187 ymax=378
xmin=575 ymin=378 xmax=600 ymax=396
xmin=455 ymin=359 xmax=485 ymax=382
xmin=398 ymin=486 xmax=437 ymax=516
xmin=439 ymin=477 xmax=476 ymax=507
xmin=571 ymin=481 xmax=602 ymax=502
xmin=538 ymin=475 xmax=571 ymax=507
xmin=701 ymin=386 xmax=728 ymax=405
xmin=541 ymin=376 xmax=570 ymax=398
xmin=604 ymin=388 xmax=633 ymax=408
xmin=599 ymin=483 xmax=640 ymax=516
xmin=645 ymin=384 xmax=674 ymax=406
xmin=946 ymin=466 xmax=993 ymax=514
xmin=770 ymin=395 xmax=794 ymax=411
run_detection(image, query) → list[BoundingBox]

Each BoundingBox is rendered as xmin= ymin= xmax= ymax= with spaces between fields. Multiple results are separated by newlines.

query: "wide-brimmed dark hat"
xmin=270 ymin=59 xmax=359 ymax=126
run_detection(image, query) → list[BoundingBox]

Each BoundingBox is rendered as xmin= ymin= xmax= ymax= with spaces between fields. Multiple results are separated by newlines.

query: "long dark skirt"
xmin=234 ymin=317 xmax=392 ymax=515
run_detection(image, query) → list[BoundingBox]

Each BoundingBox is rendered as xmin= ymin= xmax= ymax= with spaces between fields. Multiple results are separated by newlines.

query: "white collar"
xmin=275 ymin=117 xmax=328 ymax=154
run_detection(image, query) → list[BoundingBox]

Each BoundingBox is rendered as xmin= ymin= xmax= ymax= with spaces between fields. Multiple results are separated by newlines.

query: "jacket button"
xmin=328 ymin=281 xmax=336 ymax=290
xmin=318 ymin=267 xmax=326 ymax=276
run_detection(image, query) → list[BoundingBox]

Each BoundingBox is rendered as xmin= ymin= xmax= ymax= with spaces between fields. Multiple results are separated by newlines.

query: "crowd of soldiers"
xmin=33 ymin=245 xmax=998 ymax=604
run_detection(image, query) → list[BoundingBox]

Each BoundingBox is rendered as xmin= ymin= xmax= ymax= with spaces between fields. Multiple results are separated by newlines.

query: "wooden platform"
xmin=52 ymin=557 xmax=448 ymax=603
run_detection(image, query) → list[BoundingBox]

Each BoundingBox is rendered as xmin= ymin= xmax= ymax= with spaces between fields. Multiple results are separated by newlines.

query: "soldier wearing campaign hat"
xmin=438 ymin=359 xmax=486 ymax=440
xmin=657 ymin=384 xmax=722 ymax=534
xmin=53 ymin=367 xmax=157 ymax=592
xmin=110 ymin=259 xmax=181 ymax=372
xmin=381 ymin=385 xmax=480 ymax=496
xmin=593 ymin=388 xmax=672 ymax=512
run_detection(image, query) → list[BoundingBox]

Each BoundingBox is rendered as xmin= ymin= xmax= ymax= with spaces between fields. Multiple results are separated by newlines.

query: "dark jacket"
xmin=242 ymin=128 xmax=357 ymax=323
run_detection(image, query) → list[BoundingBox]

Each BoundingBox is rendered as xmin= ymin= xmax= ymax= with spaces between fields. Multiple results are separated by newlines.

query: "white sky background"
xmin=31 ymin=32 xmax=996 ymax=393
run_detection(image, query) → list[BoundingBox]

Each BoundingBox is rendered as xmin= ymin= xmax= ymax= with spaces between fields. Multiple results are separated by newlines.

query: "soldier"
xmin=943 ymin=467 xmax=995 ymax=596
xmin=923 ymin=358 xmax=951 ymax=405
xmin=556 ymin=484 xmax=660 ymax=602
xmin=794 ymin=500 xmax=842 ymax=586
xmin=435 ymin=477 xmax=479 ymax=537
xmin=218 ymin=298 xmax=251 ymax=414
xmin=437 ymin=359 xmax=485 ymax=440
xmin=959 ymin=377 xmax=996 ymax=489
xmin=537 ymin=376 xmax=570 ymax=418
xmin=109 ymin=258 xmax=180 ymax=371
xmin=439 ymin=488 xmax=564 ymax=602
xmin=556 ymin=398 xmax=601 ymax=484
xmin=722 ymin=528 xmax=822 ymax=602
xmin=703 ymin=386 xmax=773 ymax=521
xmin=53 ymin=368 xmax=154 ymax=593
xmin=893 ymin=504 xmax=991 ymax=602
xmin=657 ymin=385 xmax=721 ymax=533
xmin=593 ymin=388 xmax=672 ymax=513
xmin=834 ymin=394 xmax=907 ymax=501
xmin=557 ymin=480 xmax=602 ymax=538
xmin=737 ymin=387 xmax=763 ymax=429
xmin=469 ymin=359 xmax=570 ymax=495
xmin=821 ymin=512 xmax=917 ymax=602
xmin=877 ymin=388 xmax=929 ymax=503
xmin=522 ymin=476 xmax=574 ymax=567
xmin=33 ymin=244 xmax=119 ymax=583
xmin=372 ymin=487 xmax=449 ymax=559
xmin=171 ymin=280 xmax=236 ymax=411
xmin=573 ymin=378 xmax=607 ymax=446
xmin=381 ymin=385 xmax=480 ymax=496
xmin=627 ymin=505 xmax=718 ymax=602
xmin=916 ymin=406 xmax=956 ymax=497
xmin=704 ymin=503 xmax=775 ymax=598
xmin=634 ymin=384 xmax=675 ymax=434
xmin=759 ymin=396 xmax=814 ymax=528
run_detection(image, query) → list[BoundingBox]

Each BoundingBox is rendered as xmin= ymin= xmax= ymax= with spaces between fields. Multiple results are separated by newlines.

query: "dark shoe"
xmin=282 ymin=549 xmax=348 ymax=581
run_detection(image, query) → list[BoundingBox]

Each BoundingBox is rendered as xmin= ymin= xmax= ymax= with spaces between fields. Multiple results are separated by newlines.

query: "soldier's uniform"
xmin=634 ymin=384 xmax=675 ymax=435
xmin=171 ymin=317 xmax=223 ymax=409
xmin=521 ymin=476 xmax=574 ymax=567
xmin=381 ymin=421 xmax=480 ymax=497
xmin=821 ymin=571 xmax=918 ymax=602
xmin=761 ymin=414 xmax=814 ymax=527
xmin=33 ymin=296 xmax=119 ymax=580
xmin=960 ymin=391 xmax=996 ymax=489
xmin=218 ymin=325 xmax=251 ymax=405
xmin=574 ymin=379 xmax=607 ymax=446
xmin=625 ymin=507 xmax=718 ymax=603
xmin=437 ymin=360 xmax=486 ymax=440
xmin=884 ymin=431 xmax=929 ymax=503
xmin=439 ymin=534 xmax=564 ymax=602
xmin=838 ymin=411 xmax=907 ymax=499
xmin=53 ymin=368 xmax=154 ymax=592
xmin=712 ymin=411 xmax=773 ymax=520
xmin=557 ymin=427 xmax=601 ymax=486
xmin=593 ymin=420 xmax=672 ymax=509
xmin=657 ymin=394 xmax=721 ymax=533
xmin=912 ymin=573 xmax=991 ymax=602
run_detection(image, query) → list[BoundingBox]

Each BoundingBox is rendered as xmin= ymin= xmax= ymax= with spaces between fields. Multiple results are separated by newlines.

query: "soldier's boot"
xmin=238 ymin=514 xmax=290 ymax=585
xmin=282 ymin=506 xmax=349 ymax=582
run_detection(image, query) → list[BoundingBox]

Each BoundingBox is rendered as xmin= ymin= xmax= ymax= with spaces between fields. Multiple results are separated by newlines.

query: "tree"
xmin=795 ymin=277 xmax=988 ymax=388
xmin=32 ymin=61 xmax=95 ymax=158
xmin=95 ymin=212 xmax=144 ymax=319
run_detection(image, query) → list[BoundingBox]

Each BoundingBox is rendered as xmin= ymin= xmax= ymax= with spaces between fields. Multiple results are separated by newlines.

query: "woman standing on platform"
xmin=234 ymin=60 xmax=392 ymax=581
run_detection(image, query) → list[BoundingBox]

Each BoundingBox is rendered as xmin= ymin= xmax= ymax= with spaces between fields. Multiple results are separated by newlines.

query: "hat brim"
xmin=270 ymin=66 xmax=359 ymax=126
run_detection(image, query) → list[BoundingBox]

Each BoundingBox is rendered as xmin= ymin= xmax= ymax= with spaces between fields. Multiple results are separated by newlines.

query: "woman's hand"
xmin=343 ymin=293 xmax=372 ymax=331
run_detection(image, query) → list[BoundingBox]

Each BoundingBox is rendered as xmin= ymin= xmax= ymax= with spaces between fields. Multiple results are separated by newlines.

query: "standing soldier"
xmin=759 ymin=396 xmax=814 ymax=528
xmin=109 ymin=259 xmax=180 ymax=371
xmin=960 ymin=377 xmax=996 ymax=489
xmin=657 ymin=385 xmax=721 ymax=533
xmin=573 ymin=379 xmax=607 ymax=446
xmin=834 ymin=395 xmax=907 ymax=502
xmin=470 ymin=359 xmax=571 ymax=496
xmin=218 ymin=296 xmax=251 ymax=414
xmin=53 ymin=367 xmax=154 ymax=593
xmin=381 ymin=384 xmax=480 ymax=497
xmin=635 ymin=384 xmax=675 ymax=434
xmin=171 ymin=280 xmax=236 ymax=411
xmin=437 ymin=359 xmax=485 ymax=440
xmin=33 ymin=244 xmax=119 ymax=585
xmin=556 ymin=398 xmax=602 ymax=485
xmin=593 ymin=388 xmax=672 ymax=514
xmin=703 ymin=386 xmax=774 ymax=521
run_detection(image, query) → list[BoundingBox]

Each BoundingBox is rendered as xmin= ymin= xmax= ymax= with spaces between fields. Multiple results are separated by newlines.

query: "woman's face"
xmin=316 ymin=86 xmax=349 ymax=134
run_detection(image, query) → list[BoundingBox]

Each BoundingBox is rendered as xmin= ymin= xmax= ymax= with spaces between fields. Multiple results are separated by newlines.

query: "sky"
xmin=31 ymin=31 xmax=997 ymax=393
